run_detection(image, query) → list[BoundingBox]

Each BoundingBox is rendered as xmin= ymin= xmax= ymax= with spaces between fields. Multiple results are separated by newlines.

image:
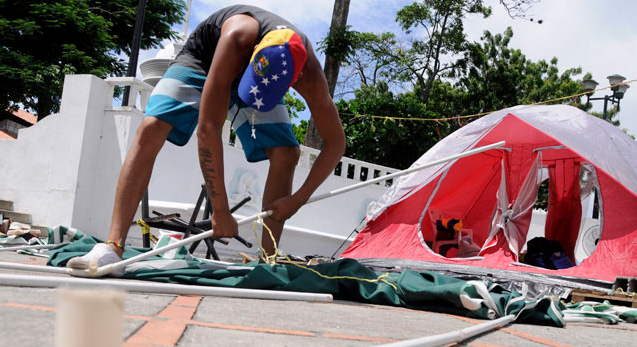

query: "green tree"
xmin=456 ymin=27 xmax=584 ymax=115
xmin=283 ymin=91 xmax=308 ymax=144
xmin=305 ymin=0 xmax=352 ymax=149
xmin=91 ymin=0 xmax=185 ymax=56
xmin=338 ymin=82 xmax=442 ymax=169
xmin=392 ymin=0 xmax=491 ymax=105
xmin=0 ymin=0 xmax=185 ymax=120
xmin=340 ymin=1 xmax=491 ymax=105
xmin=337 ymin=26 xmax=589 ymax=168
xmin=328 ymin=0 xmax=494 ymax=168
xmin=340 ymin=31 xmax=402 ymax=92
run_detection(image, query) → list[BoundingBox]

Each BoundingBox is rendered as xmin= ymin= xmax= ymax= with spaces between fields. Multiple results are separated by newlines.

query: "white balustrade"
xmin=102 ymin=76 xmax=397 ymax=188
xmin=104 ymin=77 xmax=154 ymax=115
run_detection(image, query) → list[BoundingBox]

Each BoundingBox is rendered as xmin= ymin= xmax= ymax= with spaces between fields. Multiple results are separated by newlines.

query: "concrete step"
xmin=0 ymin=200 xmax=13 ymax=211
xmin=0 ymin=209 xmax=32 ymax=224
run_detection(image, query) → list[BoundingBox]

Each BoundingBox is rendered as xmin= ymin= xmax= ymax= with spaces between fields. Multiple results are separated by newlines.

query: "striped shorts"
xmin=145 ymin=65 xmax=299 ymax=162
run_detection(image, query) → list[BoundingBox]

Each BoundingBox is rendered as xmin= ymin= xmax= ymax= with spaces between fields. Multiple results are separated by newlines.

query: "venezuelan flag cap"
xmin=238 ymin=28 xmax=307 ymax=112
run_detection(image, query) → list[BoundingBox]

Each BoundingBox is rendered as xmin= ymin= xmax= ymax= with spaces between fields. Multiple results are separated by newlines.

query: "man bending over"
xmin=67 ymin=5 xmax=345 ymax=275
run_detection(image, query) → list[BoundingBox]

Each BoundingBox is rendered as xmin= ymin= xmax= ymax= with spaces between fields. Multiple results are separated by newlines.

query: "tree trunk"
xmin=303 ymin=0 xmax=350 ymax=149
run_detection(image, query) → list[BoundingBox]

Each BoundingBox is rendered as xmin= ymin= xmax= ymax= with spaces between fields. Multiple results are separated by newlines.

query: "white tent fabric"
xmin=367 ymin=105 xmax=637 ymax=221
xmin=483 ymin=153 xmax=542 ymax=256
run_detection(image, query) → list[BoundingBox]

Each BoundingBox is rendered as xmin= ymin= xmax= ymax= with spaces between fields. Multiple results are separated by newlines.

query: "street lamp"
xmin=122 ymin=0 xmax=148 ymax=107
xmin=582 ymin=74 xmax=630 ymax=121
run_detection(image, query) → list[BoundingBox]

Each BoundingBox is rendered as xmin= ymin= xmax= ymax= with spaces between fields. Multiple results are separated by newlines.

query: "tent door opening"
xmin=523 ymin=159 xmax=603 ymax=268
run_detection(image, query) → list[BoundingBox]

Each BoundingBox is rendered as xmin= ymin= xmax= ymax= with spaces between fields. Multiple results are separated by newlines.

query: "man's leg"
xmin=66 ymin=117 xmax=172 ymax=274
xmin=261 ymin=146 xmax=300 ymax=256
xmin=106 ymin=117 xmax=173 ymax=256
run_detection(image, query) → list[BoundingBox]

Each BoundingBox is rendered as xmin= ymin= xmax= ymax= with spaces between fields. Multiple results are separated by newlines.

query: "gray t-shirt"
xmin=173 ymin=5 xmax=309 ymax=89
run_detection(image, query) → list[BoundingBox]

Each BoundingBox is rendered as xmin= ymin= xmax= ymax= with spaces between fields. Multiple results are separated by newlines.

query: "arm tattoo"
xmin=199 ymin=148 xmax=220 ymax=198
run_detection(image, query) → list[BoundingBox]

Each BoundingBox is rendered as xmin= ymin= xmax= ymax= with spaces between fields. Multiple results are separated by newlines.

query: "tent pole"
xmin=0 ymin=243 xmax=69 ymax=252
xmin=0 ymin=273 xmax=333 ymax=302
xmin=0 ymin=141 xmax=505 ymax=278
xmin=90 ymin=140 xmax=505 ymax=277
xmin=0 ymin=261 xmax=69 ymax=274
xmin=380 ymin=314 xmax=516 ymax=347
xmin=308 ymin=141 xmax=505 ymax=203
xmin=82 ymin=211 xmax=272 ymax=277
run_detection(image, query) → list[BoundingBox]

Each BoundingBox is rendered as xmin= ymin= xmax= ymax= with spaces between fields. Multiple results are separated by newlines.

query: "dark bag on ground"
xmin=524 ymin=237 xmax=574 ymax=270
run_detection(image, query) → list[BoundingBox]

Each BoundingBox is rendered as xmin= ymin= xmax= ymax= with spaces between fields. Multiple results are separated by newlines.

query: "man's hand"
xmin=211 ymin=210 xmax=239 ymax=239
xmin=263 ymin=195 xmax=305 ymax=223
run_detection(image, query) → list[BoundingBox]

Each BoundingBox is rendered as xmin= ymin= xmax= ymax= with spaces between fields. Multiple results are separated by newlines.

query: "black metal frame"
xmin=138 ymin=184 xmax=253 ymax=260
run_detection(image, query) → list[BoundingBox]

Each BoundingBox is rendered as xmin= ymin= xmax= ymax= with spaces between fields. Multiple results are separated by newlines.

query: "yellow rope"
xmin=136 ymin=219 xmax=158 ymax=244
xmin=253 ymin=214 xmax=398 ymax=291
xmin=341 ymin=78 xmax=637 ymax=123
xmin=252 ymin=216 xmax=278 ymax=265
xmin=286 ymin=257 xmax=398 ymax=291
xmin=614 ymin=287 xmax=636 ymax=297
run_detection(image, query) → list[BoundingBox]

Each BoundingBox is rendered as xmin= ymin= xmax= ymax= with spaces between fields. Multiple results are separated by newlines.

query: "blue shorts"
xmin=144 ymin=65 xmax=299 ymax=162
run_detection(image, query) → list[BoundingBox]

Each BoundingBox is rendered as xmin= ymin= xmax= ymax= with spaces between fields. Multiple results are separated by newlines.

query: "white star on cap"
xmin=261 ymin=77 xmax=270 ymax=86
xmin=282 ymin=60 xmax=287 ymax=67
xmin=249 ymin=85 xmax=260 ymax=95
xmin=280 ymin=53 xmax=286 ymax=58
xmin=279 ymin=45 xmax=284 ymax=49
xmin=282 ymin=69 xmax=288 ymax=76
xmin=272 ymin=74 xmax=279 ymax=81
xmin=253 ymin=97 xmax=264 ymax=109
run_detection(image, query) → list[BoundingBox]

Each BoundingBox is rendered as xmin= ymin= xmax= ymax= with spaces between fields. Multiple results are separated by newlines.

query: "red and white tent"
xmin=342 ymin=105 xmax=637 ymax=282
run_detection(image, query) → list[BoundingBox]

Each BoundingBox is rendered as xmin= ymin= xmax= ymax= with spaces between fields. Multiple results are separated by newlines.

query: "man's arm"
xmin=197 ymin=15 xmax=258 ymax=238
xmin=265 ymin=43 xmax=346 ymax=222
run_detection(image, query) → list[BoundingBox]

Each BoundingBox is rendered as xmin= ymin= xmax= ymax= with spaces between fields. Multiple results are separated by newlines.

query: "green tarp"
xmin=47 ymin=236 xmax=565 ymax=326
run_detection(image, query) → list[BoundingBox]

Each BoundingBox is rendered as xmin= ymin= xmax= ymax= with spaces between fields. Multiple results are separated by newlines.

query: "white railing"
xmin=104 ymin=77 xmax=154 ymax=116
xmin=299 ymin=146 xmax=398 ymax=187
xmin=104 ymin=77 xmax=398 ymax=187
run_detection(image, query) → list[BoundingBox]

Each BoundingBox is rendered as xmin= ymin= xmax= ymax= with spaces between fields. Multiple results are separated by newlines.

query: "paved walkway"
xmin=1 ymin=251 xmax=637 ymax=346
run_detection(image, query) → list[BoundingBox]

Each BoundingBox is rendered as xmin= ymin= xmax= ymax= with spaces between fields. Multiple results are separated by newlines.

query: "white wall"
xmin=0 ymin=75 xmax=147 ymax=236
xmin=0 ymin=74 xmax=396 ymax=256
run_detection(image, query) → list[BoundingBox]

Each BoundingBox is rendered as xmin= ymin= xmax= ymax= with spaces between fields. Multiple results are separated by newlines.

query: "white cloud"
xmin=465 ymin=0 xmax=637 ymax=136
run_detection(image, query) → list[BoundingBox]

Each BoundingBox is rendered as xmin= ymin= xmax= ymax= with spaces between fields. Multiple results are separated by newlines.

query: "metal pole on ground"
xmin=379 ymin=314 xmax=516 ymax=347
xmin=0 ymin=273 xmax=333 ymax=302
xmin=0 ymin=243 xmax=69 ymax=252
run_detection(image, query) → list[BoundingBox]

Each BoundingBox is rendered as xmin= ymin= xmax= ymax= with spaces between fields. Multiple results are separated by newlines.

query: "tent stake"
xmin=0 ymin=273 xmax=333 ymax=302
xmin=380 ymin=314 xmax=516 ymax=347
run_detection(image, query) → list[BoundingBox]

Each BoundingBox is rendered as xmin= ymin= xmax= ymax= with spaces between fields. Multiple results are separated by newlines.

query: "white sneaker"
xmin=66 ymin=243 xmax=125 ymax=277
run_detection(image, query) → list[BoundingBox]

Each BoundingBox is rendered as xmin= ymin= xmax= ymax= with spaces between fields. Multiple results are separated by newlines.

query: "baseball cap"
xmin=238 ymin=28 xmax=307 ymax=112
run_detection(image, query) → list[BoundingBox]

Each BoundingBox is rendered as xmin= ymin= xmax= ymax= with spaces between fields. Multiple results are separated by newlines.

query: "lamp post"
xmin=122 ymin=0 xmax=148 ymax=107
xmin=582 ymin=74 xmax=630 ymax=121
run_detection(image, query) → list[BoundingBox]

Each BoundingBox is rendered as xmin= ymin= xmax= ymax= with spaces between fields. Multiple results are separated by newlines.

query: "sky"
xmin=136 ymin=0 xmax=637 ymax=137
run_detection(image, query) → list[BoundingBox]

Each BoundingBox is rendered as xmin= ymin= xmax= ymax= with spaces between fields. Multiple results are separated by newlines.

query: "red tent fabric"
xmin=342 ymin=105 xmax=637 ymax=282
